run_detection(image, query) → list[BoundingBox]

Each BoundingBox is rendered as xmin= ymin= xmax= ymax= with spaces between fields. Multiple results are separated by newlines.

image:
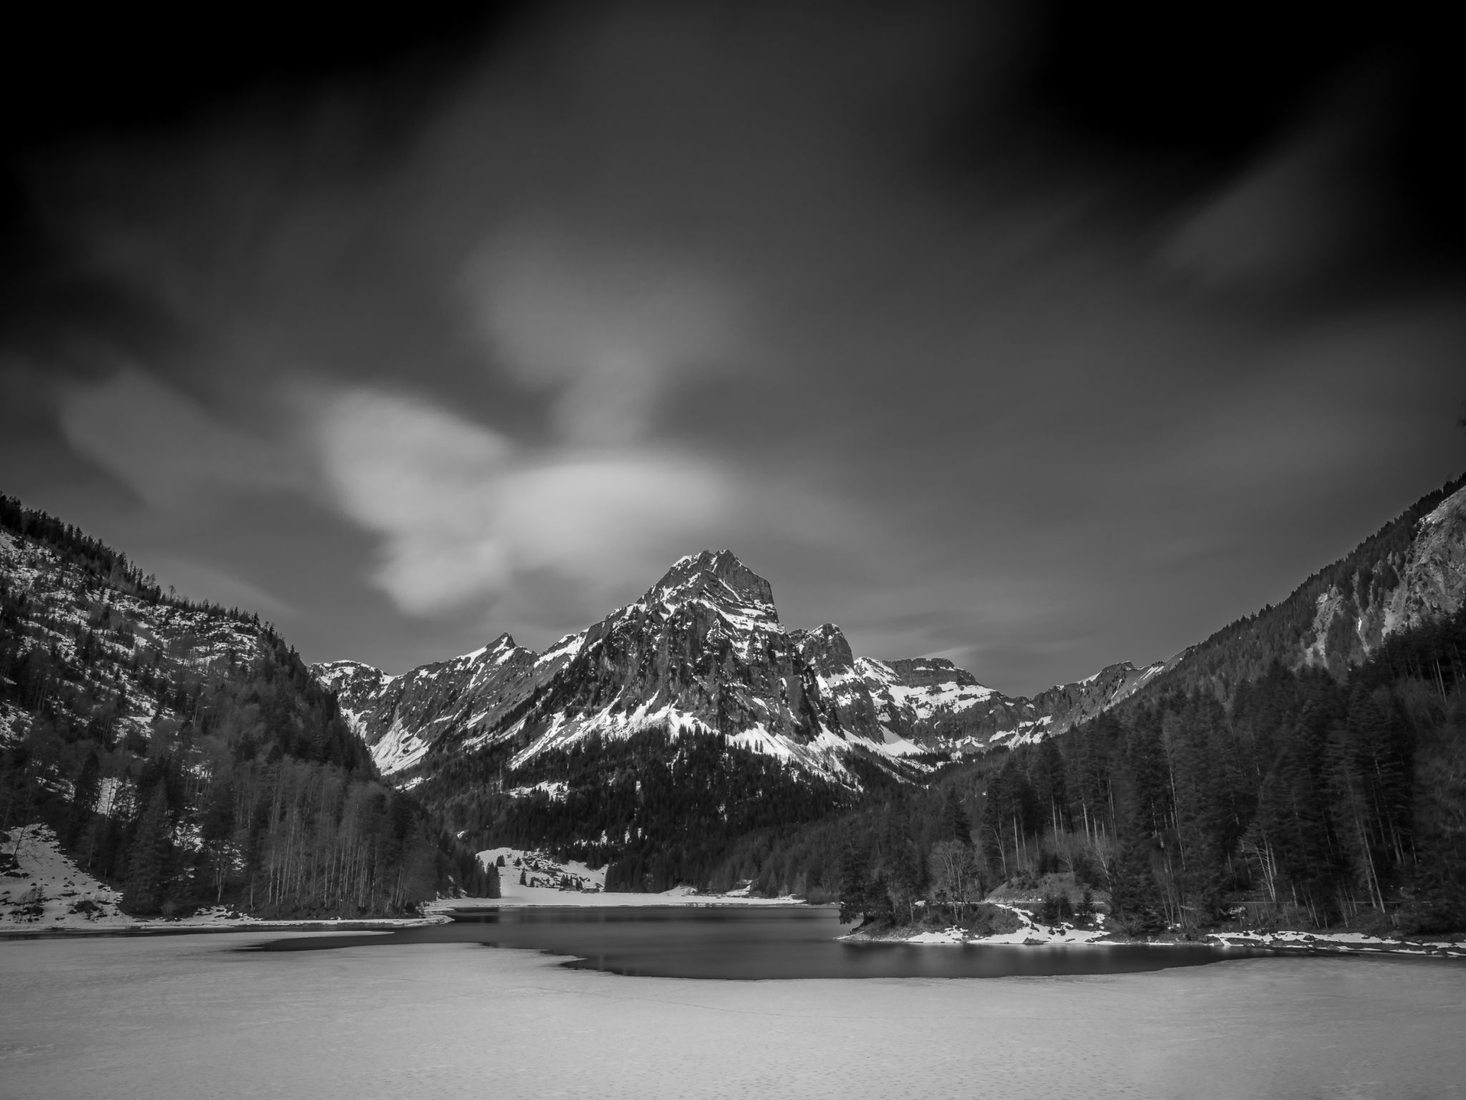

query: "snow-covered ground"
xmin=850 ymin=903 xmax=1466 ymax=956
xmin=853 ymin=904 xmax=1114 ymax=946
xmin=1207 ymin=928 xmax=1465 ymax=956
xmin=2 ymin=932 xmax=1463 ymax=1099
xmin=479 ymin=846 xmax=607 ymax=893
xmin=1 ymin=825 xmax=129 ymax=929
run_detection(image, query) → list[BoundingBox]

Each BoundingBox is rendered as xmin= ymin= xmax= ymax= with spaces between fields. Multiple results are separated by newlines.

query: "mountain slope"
xmin=0 ymin=495 xmax=492 ymax=917
xmin=318 ymin=551 xmax=1182 ymax=791
xmin=323 ymin=549 xmax=1113 ymax=790
xmin=1126 ymin=474 xmax=1466 ymax=706
xmin=322 ymin=551 xmax=932 ymax=787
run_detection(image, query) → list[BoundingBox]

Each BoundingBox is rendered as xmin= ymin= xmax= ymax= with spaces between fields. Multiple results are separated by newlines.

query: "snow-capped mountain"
xmin=321 ymin=550 xmax=915 ymax=785
xmin=317 ymin=477 xmax=1466 ymax=795
xmin=316 ymin=630 xmax=578 ymax=778
xmin=317 ymin=549 xmax=1154 ymax=787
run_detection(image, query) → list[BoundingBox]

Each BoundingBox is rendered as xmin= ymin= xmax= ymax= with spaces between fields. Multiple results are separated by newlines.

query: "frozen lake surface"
xmin=3 ymin=928 xmax=1464 ymax=1099
xmin=261 ymin=904 xmax=1265 ymax=978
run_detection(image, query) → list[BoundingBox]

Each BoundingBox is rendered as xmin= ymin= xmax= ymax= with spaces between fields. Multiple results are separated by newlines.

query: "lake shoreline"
xmin=0 ymin=916 xmax=450 ymax=940
xmin=0 ymin=886 xmax=814 ymax=939
xmin=845 ymin=921 xmax=1466 ymax=958
xmin=8 ymin=883 xmax=1464 ymax=959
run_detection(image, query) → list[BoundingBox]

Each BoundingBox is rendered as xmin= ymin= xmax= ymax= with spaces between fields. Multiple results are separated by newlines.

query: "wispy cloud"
xmin=58 ymin=368 xmax=304 ymax=508
xmin=309 ymin=385 xmax=740 ymax=623
xmin=8 ymin=2 xmax=1461 ymax=692
xmin=465 ymin=226 xmax=741 ymax=446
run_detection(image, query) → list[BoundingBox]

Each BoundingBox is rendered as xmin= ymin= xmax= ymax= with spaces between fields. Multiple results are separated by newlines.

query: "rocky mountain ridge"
xmin=319 ymin=479 xmax=1466 ymax=798
xmin=318 ymin=550 xmax=1169 ymax=790
xmin=1129 ymin=475 xmax=1466 ymax=703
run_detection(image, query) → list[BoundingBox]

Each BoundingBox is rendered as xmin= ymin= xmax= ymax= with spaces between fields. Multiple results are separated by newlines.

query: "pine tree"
xmin=837 ymin=839 xmax=869 ymax=924
xmin=66 ymin=749 xmax=101 ymax=848
xmin=942 ymin=789 xmax=973 ymax=846
xmin=122 ymin=788 xmax=173 ymax=916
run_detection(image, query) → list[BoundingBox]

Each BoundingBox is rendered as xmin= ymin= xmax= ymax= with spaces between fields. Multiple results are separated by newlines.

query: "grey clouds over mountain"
xmin=2 ymin=1 xmax=1462 ymax=694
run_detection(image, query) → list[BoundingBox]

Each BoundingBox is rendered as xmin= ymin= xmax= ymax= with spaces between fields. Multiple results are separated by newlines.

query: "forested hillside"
xmin=0 ymin=496 xmax=493 ymax=918
xmin=722 ymin=606 xmax=1466 ymax=935
xmin=410 ymin=726 xmax=865 ymax=892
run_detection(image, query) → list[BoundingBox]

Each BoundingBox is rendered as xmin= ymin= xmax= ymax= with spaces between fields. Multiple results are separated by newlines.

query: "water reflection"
xmin=257 ymin=906 xmax=1270 ymax=980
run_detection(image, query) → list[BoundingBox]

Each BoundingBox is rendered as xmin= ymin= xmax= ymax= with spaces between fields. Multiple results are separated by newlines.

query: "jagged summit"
xmin=645 ymin=549 xmax=776 ymax=614
xmin=459 ymin=632 xmax=520 ymax=661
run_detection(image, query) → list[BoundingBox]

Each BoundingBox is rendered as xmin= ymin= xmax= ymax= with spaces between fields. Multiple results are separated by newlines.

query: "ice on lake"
xmin=2 ymin=931 xmax=1463 ymax=1099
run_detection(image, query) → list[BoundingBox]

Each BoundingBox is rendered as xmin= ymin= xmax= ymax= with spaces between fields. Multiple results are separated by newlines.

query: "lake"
xmin=256 ymin=904 xmax=1271 ymax=978
xmin=5 ymin=925 xmax=1464 ymax=1098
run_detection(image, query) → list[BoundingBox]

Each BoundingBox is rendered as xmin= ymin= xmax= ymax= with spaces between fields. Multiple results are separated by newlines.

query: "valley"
xmin=3 ymin=476 xmax=1466 ymax=944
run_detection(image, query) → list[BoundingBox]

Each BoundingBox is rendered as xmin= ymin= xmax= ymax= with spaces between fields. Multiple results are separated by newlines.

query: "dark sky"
xmin=2 ymin=1 xmax=1462 ymax=695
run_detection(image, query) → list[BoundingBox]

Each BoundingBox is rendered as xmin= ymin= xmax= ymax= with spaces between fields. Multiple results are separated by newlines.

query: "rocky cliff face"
xmin=1122 ymin=479 xmax=1466 ymax=700
xmin=1387 ymin=487 xmax=1466 ymax=636
xmin=317 ymin=551 xmax=939 ymax=785
xmin=316 ymin=632 xmax=577 ymax=777
xmin=1297 ymin=483 xmax=1466 ymax=675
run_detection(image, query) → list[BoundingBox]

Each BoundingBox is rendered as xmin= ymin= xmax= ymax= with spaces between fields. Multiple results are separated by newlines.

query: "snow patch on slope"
xmin=478 ymin=847 xmax=605 ymax=893
xmin=1 ymin=824 xmax=128 ymax=928
xmin=369 ymin=718 xmax=433 ymax=776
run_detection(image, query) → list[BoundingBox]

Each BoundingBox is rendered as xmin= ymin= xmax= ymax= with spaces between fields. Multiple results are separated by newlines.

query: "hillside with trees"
xmin=721 ymin=605 xmax=1466 ymax=937
xmin=409 ymin=726 xmax=858 ymax=892
xmin=0 ymin=495 xmax=494 ymax=918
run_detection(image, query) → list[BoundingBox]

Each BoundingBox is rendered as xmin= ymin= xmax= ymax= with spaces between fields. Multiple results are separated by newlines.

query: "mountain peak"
xmin=457 ymin=632 xmax=520 ymax=663
xmin=648 ymin=549 xmax=775 ymax=610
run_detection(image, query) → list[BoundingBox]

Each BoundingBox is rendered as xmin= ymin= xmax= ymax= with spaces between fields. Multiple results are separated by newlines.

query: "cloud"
xmin=1155 ymin=64 xmax=1398 ymax=297
xmin=311 ymin=387 xmax=514 ymax=612
xmin=464 ymin=226 xmax=741 ymax=445
xmin=16 ymin=3 xmax=1462 ymax=695
xmin=57 ymin=367 xmax=304 ymax=508
xmin=310 ymin=385 xmax=740 ymax=620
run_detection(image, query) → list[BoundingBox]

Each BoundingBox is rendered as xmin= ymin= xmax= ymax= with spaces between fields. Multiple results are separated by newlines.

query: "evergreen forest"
xmin=708 ymin=607 xmax=1466 ymax=936
xmin=0 ymin=496 xmax=495 ymax=918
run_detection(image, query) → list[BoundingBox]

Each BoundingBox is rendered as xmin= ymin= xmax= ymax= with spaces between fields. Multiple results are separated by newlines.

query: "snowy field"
xmin=2 ymin=932 xmax=1463 ymax=1099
